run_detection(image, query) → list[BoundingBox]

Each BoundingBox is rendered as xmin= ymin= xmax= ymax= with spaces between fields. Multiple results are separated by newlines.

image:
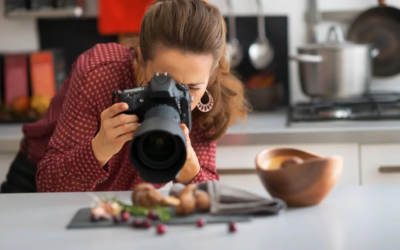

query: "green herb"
xmin=104 ymin=196 xmax=171 ymax=222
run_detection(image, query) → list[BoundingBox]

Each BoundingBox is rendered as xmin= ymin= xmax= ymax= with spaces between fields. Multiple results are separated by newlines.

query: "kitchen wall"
xmin=1 ymin=0 xmax=400 ymax=104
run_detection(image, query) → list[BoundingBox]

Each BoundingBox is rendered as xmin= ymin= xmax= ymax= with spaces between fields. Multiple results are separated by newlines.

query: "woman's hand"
xmin=92 ymin=103 xmax=140 ymax=167
xmin=175 ymin=124 xmax=201 ymax=184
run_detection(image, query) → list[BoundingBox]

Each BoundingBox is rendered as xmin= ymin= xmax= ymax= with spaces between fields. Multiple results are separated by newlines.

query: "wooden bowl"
xmin=255 ymin=148 xmax=343 ymax=206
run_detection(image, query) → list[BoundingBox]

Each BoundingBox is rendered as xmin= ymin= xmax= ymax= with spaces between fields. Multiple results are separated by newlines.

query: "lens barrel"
xmin=129 ymin=104 xmax=187 ymax=183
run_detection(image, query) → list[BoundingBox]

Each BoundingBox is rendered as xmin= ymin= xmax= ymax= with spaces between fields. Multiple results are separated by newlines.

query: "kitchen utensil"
xmin=307 ymin=0 xmax=321 ymax=43
xmin=255 ymin=148 xmax=343 ymax=206
xmin=249 ymin=0 xmax=274 ymax=70
xmin=291 ymin=25 xmax=374 ymax=99
xmin=347 ymin=0 xmax=400 ymax=77
xmin=226 ymin=0 xmax=243 ymax=68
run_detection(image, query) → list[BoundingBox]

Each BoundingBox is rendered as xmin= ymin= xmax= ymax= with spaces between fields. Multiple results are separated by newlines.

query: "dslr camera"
xmin=112 ymin=73 xmax=192 ymax=183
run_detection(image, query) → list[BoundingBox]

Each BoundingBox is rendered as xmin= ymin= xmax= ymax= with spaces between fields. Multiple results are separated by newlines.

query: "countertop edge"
xmin=0 ymin=139 xmax=21 ymax=153
xmin=218 ymin=129 xmax=400 ymax=146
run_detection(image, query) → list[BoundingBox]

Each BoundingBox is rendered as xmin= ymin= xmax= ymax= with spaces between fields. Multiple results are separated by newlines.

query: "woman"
xmin=0 ymin=0 xmax=249 ymax=193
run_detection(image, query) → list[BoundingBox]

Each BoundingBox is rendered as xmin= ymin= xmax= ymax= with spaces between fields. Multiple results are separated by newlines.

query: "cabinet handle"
xmin=379 ymin=166 xmax=400 ymax=173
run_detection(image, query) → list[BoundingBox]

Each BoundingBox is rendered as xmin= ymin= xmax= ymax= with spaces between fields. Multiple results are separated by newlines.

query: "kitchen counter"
xmin=0 ymin=186 xmax=399 ymax=250
xmin=221 ymin=109 xmax=400 ymax=145
xmin=3 ymin=109 xmax=400 ymax=152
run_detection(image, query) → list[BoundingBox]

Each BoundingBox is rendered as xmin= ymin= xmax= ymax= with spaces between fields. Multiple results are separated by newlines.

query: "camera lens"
xmin=129 ymin=103 xmax=188 ymax=183
xmin=141 ymin=132 xmax=177 ymax=165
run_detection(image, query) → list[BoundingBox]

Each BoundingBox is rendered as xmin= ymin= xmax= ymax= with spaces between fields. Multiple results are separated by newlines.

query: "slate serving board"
xmin=67 ymin=208 xmax=252 ymax=229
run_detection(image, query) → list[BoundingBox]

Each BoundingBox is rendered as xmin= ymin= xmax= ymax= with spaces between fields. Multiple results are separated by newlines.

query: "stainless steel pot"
xmin=291 ymin=26 xmax=375 ymax=99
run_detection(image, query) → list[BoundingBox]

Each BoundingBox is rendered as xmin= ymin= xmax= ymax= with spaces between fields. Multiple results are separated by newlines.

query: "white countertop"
xmin=0 ymin=124 xmax=23 ymax=152
xmin=3 ymin=109 xmax=400 ymax=151
xmin=0 ymin=186 xmax=399 ymax=250
xmin=228 ymin=110 xmax=400 ymax=134
xmin=0 ymin=124 xmax=23 ymax=140
xmin=220 ymin=109 xmax=400 ymax=145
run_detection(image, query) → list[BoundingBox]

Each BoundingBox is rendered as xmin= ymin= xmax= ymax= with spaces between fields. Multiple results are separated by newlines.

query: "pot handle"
xmin=290 ymin=54 xmax=323 ymax=63
xmin=326 ymin=26 xmax=344 ymax=43
xmin=379 ymin=0 xmax=386 ymax=6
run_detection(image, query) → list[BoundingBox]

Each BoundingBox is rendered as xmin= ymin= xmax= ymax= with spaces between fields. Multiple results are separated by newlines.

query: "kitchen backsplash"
xmin=213 ymin=0 xmax=400 ymax=104
xmin=38 ymin=18 xmax=118 ymax=74
xmin=39 ymin=16 xmax=289 ymax=111
xmin=226 ymin=16 xmax=289 ymax=108
xmin=2 ymin=0 xmax=400 ymax=110
xmin=0 ymin=13 xmax=287 ymax=123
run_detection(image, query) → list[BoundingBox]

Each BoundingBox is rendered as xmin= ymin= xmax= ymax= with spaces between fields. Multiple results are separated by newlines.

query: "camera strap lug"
xmin=112 ymin=90 xmax=122 ymax=104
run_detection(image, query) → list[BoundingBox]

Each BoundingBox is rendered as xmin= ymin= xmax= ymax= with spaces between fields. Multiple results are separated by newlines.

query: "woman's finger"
xmin=111 ymin=123 xmax=140 ymax=138
xmin=180 ymin=124 xmax=191 ymax=144
xmin=110 ymin=114 xmax=139 ymax=128
xmin=104 ymin=103 xmax=129 ymax=119
xmin=117 ymin=131 xmax=135 ymax=143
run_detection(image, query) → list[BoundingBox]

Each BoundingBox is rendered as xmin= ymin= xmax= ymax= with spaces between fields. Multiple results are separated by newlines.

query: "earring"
xmin=197 ymin=90 xmax=214 ymax=112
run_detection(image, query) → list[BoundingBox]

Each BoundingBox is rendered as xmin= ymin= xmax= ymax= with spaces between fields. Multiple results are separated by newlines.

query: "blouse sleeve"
xmin=189 ymin=136 xmax=219 ymax=184
xmin=36 ymin=62 xmax=124 ymax=192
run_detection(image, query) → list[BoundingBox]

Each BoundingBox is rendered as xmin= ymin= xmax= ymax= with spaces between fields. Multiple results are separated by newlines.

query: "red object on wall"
xmin=30 ymin=51 xmax=56 ymax=99
xmin=98 ymin=0 xmax=155 ymax=35
xmin=4 ymin=55 xmax=29 ymax=107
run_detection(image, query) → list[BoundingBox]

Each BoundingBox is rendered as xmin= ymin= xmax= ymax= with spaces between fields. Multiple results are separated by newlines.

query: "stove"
xmin=289 ymin=92 xmax=400 ymax=127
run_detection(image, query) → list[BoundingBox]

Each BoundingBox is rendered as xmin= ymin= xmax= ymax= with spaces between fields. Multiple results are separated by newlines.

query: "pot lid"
xmin=299 ymin=26 xmax=370 ymax=50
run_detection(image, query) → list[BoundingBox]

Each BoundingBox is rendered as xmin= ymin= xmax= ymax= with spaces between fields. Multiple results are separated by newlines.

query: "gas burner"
xmin=290 ymin=92 xmax=400 ymax=124
xmin=317 ymin=108 xmax=352 ymax=119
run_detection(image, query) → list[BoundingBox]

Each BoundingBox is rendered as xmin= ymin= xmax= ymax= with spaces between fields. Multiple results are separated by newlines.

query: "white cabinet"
xmin=216 ymin=143 xmax=360 ymax=186
xmin=361 ymin=144 xmax=400 ymax=185
xmin=0 ymin=153 xmax=16 ymax=183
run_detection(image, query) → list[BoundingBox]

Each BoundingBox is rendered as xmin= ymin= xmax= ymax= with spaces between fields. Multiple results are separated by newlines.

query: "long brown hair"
xmin=132 ymin=0 xmax=250 ymax=141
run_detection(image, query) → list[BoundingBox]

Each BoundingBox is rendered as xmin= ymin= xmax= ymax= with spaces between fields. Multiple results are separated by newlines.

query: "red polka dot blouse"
xmin=22 ymin=43 xmax=219 ymax=192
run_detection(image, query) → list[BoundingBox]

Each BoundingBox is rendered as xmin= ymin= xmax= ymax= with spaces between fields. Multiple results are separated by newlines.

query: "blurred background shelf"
xmin=5 ymin=7 xmax=83 ymax=19
xmin=305 ymin=9 xmax=360 ymax=23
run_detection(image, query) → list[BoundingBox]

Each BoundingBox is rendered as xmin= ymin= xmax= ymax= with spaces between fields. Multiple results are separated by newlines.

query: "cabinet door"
xmin=361 ymin=144 xmax=400 ymax=185
xmin=0 ymin=153 xmax=17 ymax=183
xmin=216 ymin=144 xmax=360 ymax=186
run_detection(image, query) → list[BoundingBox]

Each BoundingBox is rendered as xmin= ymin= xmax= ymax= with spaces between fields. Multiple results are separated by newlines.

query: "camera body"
xmin=112 ymin=73 xmax=192 ymax=183
xmin=113 ymin=73 xmax=191 ymax=131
